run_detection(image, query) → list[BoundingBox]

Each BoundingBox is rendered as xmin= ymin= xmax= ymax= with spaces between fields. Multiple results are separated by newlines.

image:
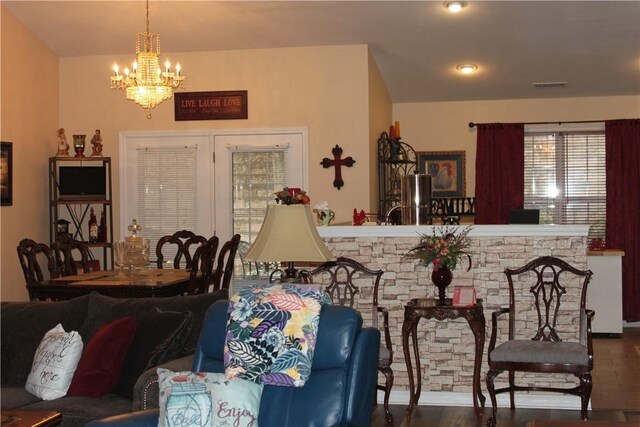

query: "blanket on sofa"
xmin=224 ymin=284 xmax=330 ymax=387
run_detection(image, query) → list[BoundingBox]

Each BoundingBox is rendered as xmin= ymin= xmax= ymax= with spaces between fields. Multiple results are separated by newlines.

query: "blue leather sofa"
xmin=87 ymin=300 xmax=381 ymax=427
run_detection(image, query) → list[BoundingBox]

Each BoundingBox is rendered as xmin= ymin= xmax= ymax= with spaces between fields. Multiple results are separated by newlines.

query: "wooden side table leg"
xmin=402 ymin=314 xmax=419 ymax=419
xmin=466 ymin=309 xmax=486 ymax=422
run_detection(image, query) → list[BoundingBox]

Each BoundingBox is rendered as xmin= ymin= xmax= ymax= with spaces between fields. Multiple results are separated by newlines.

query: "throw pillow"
xmin=67 ymin=315 xmax=138 ymax=398
xmin=25 ymin=323 xmax=84 ymax=400
xmin=112 ymin=309 xmax=192 ymax=399
xmin=158 ymin=368 xmax=263 ymax=427
xmin=1 ymin=294 xmax=90 ymax=386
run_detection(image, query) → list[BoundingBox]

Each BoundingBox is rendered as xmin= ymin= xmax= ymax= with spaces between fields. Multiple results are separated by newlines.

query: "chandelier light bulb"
xmin=164 ymin=60 xmax=171 ymax=71
xmin=113 ymin=64 xmax=119 ymax=75
xmin=445 ymin=1 xmax=467 ymax=13
xmin=456 ymin=63 xmax=478 ymax=74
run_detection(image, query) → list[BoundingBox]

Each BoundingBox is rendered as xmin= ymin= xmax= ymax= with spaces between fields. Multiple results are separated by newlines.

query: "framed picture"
xmin=1 ymin=142 xmax=12 ymax=206
xmin=417 ymin=150 xmax=465 ymax=197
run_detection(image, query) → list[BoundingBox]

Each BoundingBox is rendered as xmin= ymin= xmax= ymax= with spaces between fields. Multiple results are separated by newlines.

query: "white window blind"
xmin=231 ymin=149 xmax=286 ymax=243
xmin=136 ymin=145 xmax=198 ymax=260
xmin=524 ymin=130 xmax=606 ymax=239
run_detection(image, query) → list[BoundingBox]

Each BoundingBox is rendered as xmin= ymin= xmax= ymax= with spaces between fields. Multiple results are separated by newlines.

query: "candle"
xmin=175 ymin=63 xmax=181 ymax=76
xmin=113 ymin=64 xmax=119 ymax=76
xmin=389 ymin=125 xmax=395 ymax=140
xmin=165 ymin=60 xmax=171 ymax=72
xmin=395 ymin=121 xmax=401 ymax=139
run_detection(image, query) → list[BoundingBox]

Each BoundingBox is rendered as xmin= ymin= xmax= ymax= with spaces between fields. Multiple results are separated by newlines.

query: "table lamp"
xmin=245 ymin=204 xmax=335 ymax=281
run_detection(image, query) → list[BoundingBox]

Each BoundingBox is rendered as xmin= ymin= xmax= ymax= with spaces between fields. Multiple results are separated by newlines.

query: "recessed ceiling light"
xmin=445 ymin=1 xmax=467 ymax=13
xmin=456 ymin=63 xmax=478 ymax=74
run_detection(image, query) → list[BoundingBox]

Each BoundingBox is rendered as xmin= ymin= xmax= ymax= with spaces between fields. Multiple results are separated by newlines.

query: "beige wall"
xmin=59 ymin=45 xmax=376 ymax=233
xmin=2 ymin=10 xmax=638 ymax=303
xmin=367 ymin=49 xmax=392 ymax=215
xmin=0 ymin=7 xmax=59 ymax=301
xmin=394 ymin=95 xmax=640 ymax=196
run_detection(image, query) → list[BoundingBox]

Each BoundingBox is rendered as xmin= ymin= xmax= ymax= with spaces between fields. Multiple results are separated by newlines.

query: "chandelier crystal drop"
xmin=110 ymin=0 xmax=185 ymax=119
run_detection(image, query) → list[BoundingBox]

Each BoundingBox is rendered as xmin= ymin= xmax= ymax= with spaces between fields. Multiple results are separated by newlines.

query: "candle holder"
xmin=72 ymin=135 xmax=86 ymax=158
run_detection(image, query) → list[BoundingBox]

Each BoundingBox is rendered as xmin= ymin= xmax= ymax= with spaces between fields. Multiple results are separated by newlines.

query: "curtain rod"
xmin=468 ymin=119 xmax=605 ymax=128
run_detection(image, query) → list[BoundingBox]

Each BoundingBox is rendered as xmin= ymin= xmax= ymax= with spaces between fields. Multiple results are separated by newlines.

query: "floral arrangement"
xmin=406 ymin=225 xmax=473 ymax=271
xmin=274 ymin=187 xmax=310 ymax=205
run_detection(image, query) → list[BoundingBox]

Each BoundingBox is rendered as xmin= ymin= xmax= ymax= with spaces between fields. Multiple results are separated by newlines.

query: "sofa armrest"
xmin=86 ymin=409 xmax=159 ymax=427
xmin=132 ymin=354 xmax=194 ymax=411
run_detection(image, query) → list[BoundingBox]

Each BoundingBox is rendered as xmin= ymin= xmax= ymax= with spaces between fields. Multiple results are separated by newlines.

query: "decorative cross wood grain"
xmin=320 ymin=144 xmax=355 ymax=190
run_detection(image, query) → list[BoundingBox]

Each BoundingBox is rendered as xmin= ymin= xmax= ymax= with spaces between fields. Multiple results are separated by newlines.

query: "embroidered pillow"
xmin=224 ymin=283 xmax=330 ymax=387
xmin=67 ymin=315 xmax=137 ymax=398
xmin=25 ymin=323 xmax=83 ymax=400
xmin=158 ymin=368 xmax=263 ymax=427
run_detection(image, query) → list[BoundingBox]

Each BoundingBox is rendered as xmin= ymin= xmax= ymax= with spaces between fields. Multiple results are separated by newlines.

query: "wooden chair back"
xmin=187 ymin=236 xmax=220 ymax=294
xmin=156 ymin=230 xmax=207 ymax=269
xmin=212 ymin=234 xmax=241 ymax=291
xmin=17 ymin=238 xmax=59 ymax=291
xmin=52 ymin=235 xmax=94 ymax=276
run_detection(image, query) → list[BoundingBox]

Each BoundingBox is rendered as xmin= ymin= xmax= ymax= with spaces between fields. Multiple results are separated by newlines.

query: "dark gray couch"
xmin=1 ymin=290 xmax=227 ymax=427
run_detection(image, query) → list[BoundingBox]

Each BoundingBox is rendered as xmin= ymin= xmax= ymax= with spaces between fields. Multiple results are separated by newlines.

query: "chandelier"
xmin=110 ymin=0 xmax=185 ymax=119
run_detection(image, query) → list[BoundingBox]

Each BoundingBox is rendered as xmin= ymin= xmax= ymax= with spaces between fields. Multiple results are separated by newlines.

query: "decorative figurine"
xmin=353 ymin=209 xmax=367 ymax=226
xmin=90 ymin=129 xmax=103 ymax=157
xmin=56 ymin=128 xmax=70 ymax=157
xmin=88 ymin=207 xmax=98 ymax=243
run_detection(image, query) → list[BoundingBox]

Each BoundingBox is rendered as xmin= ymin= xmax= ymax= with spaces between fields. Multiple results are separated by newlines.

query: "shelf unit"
xmin=49 ymin=156 xmax=114 ymax=269
xmin=377 ymin=131 xmax=418 ymax=222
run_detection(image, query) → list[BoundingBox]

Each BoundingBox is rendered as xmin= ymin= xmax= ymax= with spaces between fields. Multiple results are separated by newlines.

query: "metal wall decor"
xmin=320 ymin=144 xmax=355 ymax=190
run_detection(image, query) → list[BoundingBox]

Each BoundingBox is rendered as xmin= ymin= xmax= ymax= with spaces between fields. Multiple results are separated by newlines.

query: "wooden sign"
xmin=174 ymin=91 xmax=248 ymax=121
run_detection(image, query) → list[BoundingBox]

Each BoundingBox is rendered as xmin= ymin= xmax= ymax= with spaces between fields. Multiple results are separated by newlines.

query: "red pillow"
xmin=67 ymin=315 xmax=137 ymax=398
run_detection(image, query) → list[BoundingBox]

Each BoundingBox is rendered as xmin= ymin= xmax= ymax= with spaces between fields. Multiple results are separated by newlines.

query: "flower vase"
xmin=431 ymin=265 xmax=453 ymax=305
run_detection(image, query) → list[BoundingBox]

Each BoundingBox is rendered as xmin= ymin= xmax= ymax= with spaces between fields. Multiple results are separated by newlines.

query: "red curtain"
xmin=605 ymin=119 xmax=640 ymax=322
xmin=474 ymin=123 xmax=525 ymax=224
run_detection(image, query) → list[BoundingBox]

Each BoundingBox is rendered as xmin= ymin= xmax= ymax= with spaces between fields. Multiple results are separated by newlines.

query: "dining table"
xmin=27 ymin=268 xmax=192 ymax=301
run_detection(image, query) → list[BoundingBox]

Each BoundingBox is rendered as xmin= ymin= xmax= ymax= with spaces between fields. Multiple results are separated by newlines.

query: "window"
xmin=524 ymin=125 xmax=605 ymax=239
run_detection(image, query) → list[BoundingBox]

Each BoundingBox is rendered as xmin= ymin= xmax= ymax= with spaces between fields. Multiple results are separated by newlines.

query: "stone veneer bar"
xmin=317 ymin=224 xmax=590 ymax=409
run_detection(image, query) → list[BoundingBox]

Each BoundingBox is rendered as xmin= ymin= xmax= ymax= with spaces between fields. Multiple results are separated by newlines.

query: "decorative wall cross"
xmin=320 ymin=144 xmax=355 ymax=190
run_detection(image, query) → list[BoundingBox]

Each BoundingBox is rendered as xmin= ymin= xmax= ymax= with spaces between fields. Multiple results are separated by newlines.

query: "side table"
xmin=402 ymin=298 xmax=486 ymax=422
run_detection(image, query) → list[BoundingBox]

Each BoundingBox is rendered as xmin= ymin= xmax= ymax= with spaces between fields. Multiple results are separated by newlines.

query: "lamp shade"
xmin=245 ymin=204 xmax=335 ymax=263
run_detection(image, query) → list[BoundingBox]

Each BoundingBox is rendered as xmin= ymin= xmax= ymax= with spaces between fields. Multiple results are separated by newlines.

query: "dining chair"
xmin=211 ymin=234 xmax=241 ymax=291
xmin=17 ymin=238 xmax=59 ymax=299
xmin=485 ymin=256 xmax=594 ymax=426
xmin=52 ymin=234 xmax=95 ymax=276
xmin=187 ymin=236 xmax=220 ymax=295
xmin=299 ymin=256 xmax=394 ymax=423
xmin=155 ymin=230 xmax=207 ymax=269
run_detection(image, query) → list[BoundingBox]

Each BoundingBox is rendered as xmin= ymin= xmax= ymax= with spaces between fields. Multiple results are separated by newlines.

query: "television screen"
xmin=59 ymin=166 xmax=106 ymax=200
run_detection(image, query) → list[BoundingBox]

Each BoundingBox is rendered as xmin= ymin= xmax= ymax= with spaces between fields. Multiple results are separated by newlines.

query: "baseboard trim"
xmin=377 ymin=390 xmax=590 ymax=410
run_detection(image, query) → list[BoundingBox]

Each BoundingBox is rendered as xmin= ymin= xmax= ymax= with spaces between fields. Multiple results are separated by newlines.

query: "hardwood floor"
xmin=371 ymin=328 xmax=640 ymax=427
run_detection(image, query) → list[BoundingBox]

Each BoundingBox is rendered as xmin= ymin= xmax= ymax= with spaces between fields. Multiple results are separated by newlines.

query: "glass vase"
xmin=431 ymin=265 xmax=453 ymax=305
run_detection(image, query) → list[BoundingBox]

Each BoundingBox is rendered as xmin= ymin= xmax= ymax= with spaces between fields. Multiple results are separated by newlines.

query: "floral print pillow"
xmin=224 ymin=284 xmax=331 ymax=387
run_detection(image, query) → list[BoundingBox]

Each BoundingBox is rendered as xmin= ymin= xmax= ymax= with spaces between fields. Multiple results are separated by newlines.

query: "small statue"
xmin=56 ymin=128 xmax=70 ymax=157
xmin=90 ymin=129 xmax=103 ymax=157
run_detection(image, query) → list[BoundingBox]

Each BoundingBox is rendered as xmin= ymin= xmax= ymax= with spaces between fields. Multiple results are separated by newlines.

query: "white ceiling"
xmin=3 ymin=1 xmax=639 ymax=103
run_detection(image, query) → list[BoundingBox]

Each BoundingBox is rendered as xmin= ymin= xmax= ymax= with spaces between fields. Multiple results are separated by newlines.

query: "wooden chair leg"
xmin=508 ymin=370 xmax=515 ymax=410
xmin=379 ymin=366 xmax=394 ymax=423
xmin=579 ymin=372 xmax=593 ymax=421
xmin=486 ymin=369 xmax=500 ymax=427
